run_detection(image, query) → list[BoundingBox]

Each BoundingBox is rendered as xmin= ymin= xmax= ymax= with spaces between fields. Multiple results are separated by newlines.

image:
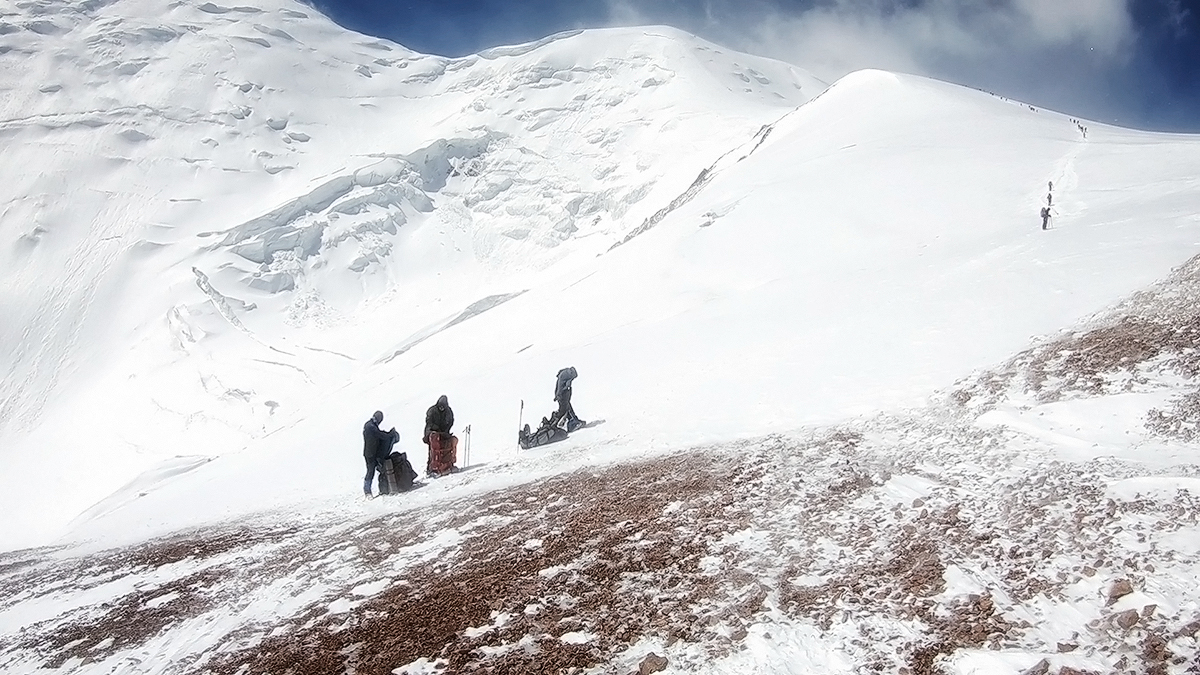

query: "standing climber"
xmin=1040 ymin=206 xmax=1051 ymax=230
xmin=423 ymin=395 xmax=458 ymax=476
xmin=554 ymin=367 xmax=584 ymax=431
xmin=362 ymin=410 xmax=398 ymax=497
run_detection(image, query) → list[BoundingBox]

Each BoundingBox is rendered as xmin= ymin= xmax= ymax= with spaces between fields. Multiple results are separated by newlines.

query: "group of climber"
xmin=361 ymin=367 xmax=583 ymax=497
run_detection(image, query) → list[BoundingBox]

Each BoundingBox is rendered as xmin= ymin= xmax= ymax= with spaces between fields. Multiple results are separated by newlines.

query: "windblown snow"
xmin=1 ymin=0 xmax=1199 ymax=674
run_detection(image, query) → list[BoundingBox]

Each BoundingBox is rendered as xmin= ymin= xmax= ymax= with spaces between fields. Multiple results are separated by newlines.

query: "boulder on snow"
xmin=1019 ymin=658 xmax=1050 ymax=675
xmin=1106 ymin=579 xmax=1133 ymax=605
xmin=1112 ymin=609 xmax=1140 ymax=630
xmin=638 ymin=653 xmax=669 ymax=675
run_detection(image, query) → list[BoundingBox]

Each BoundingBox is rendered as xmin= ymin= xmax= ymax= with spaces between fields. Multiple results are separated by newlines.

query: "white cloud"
xmin=601 ymin=0 xmax=1141 ymax=122
xmin=1011 ymin=0 xmax=1133 ymax=53
xmin=740 ymin=0 xmax=1136 ymax=83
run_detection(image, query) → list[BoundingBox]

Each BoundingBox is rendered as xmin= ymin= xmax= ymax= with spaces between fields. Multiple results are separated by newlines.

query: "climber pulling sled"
xmin=518 ymin=366 xmax=588 ymax=449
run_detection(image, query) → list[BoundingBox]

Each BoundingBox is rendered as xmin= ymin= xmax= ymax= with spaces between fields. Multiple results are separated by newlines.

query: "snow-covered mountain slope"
xmin=0 ymin=0 xmax=1198 ymax=563
xmin=4 ymin=256 xmax=1200 ymax=675
xmin=0 ymin=0 xmax=821 ymax=550
xmin=4 ymin=1 xmax=1200 ymax=673
xmin=68 ymin=70 xmax=1200 ymax=557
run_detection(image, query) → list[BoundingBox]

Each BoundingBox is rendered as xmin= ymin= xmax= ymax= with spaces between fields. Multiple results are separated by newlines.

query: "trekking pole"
xmin=518 ymin=399 xmax=524 ymax=450
xmin=464 ymin=425 xmax=471 ymax=468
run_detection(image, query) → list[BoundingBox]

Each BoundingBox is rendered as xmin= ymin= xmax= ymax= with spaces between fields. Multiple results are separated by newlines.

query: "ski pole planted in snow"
xmin=518 ymin=399 xmax=524 ymax=450
xmin=464 ymin=425 xmax=471 ymax=468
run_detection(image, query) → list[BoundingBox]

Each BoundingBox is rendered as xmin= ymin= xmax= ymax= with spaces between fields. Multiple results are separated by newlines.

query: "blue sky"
xmin=303 ymin=0 xmax=1199 ymax=132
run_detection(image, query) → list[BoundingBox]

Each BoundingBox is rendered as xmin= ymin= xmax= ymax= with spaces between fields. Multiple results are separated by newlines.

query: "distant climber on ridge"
xmin=1040 ymin=206 xmax=1051 ymax=230
xmin=362 ymin=410 xmax=398 ymax=497
xmin=423 ymin=395 xmax=458 ymax=476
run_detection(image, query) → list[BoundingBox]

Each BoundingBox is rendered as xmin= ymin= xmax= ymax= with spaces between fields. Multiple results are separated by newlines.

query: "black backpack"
xmin=377 ymin=451 xmax=418 ymax=494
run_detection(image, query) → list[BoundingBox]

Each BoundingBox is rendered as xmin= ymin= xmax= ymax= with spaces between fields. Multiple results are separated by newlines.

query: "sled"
xmin=519 ymin=421 xmax=570 ymax=449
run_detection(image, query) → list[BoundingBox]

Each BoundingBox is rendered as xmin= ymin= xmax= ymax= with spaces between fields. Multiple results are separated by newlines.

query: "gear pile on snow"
xmin=519 ymin=412 xmax=571 ymax=450
xmin=377 ymin=452 xmax=418 ymax=495
xmin=520 ymin=367 xmax=587 ymax=449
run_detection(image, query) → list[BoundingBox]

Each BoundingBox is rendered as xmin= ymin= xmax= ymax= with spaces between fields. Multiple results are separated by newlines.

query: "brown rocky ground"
xmin=5 ymin=256 xmax=1200 ymax=675
xmin=3 ymin=411 xmax=1199 ymax=674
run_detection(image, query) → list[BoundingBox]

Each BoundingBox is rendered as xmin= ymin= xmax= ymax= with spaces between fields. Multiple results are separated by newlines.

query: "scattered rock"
xmin=638 ymin=652 xmax=668 ymax=675
xmin=1056 ymin=642 xmax=1077 ymax=652
xmin=1019 ymin=658 xmax=1050 ymax=675
xmin=1142 ymin=631 xmax=1170 ymax=667
xmin=1107 ymin=579 xmax=1134 ymax=605
xmin=1175 ymin=619 xmax=1200 ymax=639
xmin=1142 ymin=604 xmax=1157 ymax=618
xmin=1113 ymin=609 xmax=1140 ymax=630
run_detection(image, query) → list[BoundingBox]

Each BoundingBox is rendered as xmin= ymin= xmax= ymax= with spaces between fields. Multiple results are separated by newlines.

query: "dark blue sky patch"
xmin=303 ymin=0 xmax=1200 ymax=132
xmin=1125 ymin=0 xmax=1200 ymax=130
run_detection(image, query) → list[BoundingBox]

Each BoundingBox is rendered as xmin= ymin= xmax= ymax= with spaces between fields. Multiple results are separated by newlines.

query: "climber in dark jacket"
xmin=423 ymin=395 xmax=454 ymax=442
xmin=554 ymin=367 xmax=582 ymax=429
xmin=362 ymin=410 xmax=396 ymax=496
xmin=423 ymin=395 xmax=458 ymax=475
